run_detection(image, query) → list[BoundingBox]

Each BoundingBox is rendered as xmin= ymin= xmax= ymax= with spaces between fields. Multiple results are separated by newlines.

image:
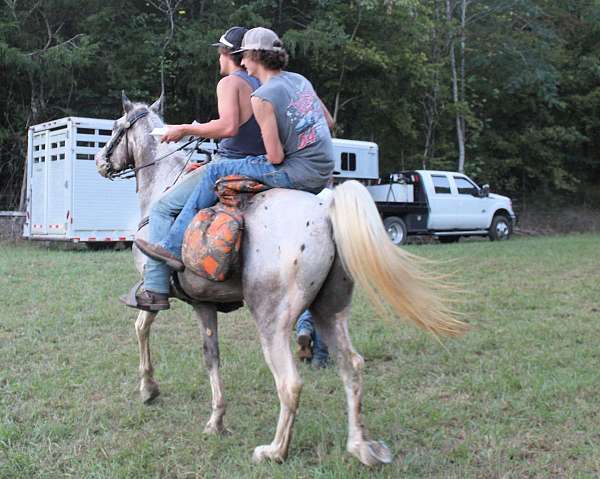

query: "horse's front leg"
xmin=251 ymin=309 xmax=303 ymax=463
xmin=135 ymin=310 xmax=160 ymax=403
xmin=192 ymin=303 xmax=226 ymax=434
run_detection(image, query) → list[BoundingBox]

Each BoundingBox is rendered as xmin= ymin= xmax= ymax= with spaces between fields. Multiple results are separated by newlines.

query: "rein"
xmin=109 ymin=136 xmax=203 ymax=180
xmin=102 ymin=108 xmax=213 ymax=187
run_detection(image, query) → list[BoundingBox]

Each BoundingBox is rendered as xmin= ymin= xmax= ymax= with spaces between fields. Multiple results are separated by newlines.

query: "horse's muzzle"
xmin=95 ymin=152 xmax=111 ymax=178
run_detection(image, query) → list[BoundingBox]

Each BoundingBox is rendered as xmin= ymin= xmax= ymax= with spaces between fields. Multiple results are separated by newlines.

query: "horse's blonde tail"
xmin=329 ymin=180 xmax=467 ymax=338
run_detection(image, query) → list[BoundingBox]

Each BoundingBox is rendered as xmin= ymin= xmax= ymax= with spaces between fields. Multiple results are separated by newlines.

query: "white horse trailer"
xmin=22 ymin=116 xmax=211 ymax=245
xmin=331 ymin=138 xmax=379 ymax=183
xmin=23 ymin=116 xmax=377 ymax=245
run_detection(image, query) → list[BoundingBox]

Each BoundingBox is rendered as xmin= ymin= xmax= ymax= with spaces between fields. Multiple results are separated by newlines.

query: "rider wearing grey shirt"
xmin=252 ymin=71 xmax=334 ymax=192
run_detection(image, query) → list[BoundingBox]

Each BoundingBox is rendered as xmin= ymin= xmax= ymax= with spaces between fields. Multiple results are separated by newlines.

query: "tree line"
xmin=1 ymin=0 xmax=599 ymax=210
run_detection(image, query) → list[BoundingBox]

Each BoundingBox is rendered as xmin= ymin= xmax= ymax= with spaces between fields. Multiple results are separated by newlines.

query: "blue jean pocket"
xmin=247 ymin=155 xmax=269 ymax=165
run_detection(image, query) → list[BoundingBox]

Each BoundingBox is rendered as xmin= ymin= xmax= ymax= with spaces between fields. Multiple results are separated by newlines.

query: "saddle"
xmin=181 ymin=175 xmax=269 ymax=281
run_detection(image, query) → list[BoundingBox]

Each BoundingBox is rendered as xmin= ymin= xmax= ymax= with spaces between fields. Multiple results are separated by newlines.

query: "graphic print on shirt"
xmin=285 ymin=82 xmax=326 ymax=150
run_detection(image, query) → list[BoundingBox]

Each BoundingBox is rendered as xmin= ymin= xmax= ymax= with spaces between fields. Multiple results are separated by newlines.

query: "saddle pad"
xmin=215 ymin=174 xmax=270 ymax=208
xmin=182 ymin=175 xmax=269 ymax=281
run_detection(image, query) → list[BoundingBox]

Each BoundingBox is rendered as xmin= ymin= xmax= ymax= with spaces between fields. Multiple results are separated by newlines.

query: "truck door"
xmin=453 ymin=175 xmax=489 ymax=229
xmin=426 ymin=173 xmax=461 ymax=230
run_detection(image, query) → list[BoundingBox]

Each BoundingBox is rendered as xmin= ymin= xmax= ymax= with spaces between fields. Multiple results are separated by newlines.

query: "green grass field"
xmin=1 ymin=235 xmax=599 ymax=478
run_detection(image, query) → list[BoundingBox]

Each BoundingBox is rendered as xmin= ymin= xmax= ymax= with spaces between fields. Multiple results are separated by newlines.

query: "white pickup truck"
xmin=367 ymin=170 xmax=516 ymax=245
xmin=331 ymin=140 xmax=516 ymax=245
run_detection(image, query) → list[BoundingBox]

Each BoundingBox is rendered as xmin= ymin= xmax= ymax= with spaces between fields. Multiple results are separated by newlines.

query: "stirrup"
xmin=119 ymin=280 xmax=169 ymax=312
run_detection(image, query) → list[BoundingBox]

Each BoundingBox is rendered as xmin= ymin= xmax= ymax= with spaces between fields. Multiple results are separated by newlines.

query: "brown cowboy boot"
xmin=297 ymin=331 xmax=313 ymax=362
xmin=120 ymin=281 xmax=170 ymax=311
xmin=135 ymin=239 xmax=184 ymax=272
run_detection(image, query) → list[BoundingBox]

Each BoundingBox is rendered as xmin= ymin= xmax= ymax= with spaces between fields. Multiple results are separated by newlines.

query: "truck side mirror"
xmin=480 ymin=184 xmax=490 ymax=198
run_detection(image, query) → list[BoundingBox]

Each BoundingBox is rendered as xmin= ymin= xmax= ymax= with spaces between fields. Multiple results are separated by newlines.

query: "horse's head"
xmin=95 ymin=91 xmax=164 ymax=178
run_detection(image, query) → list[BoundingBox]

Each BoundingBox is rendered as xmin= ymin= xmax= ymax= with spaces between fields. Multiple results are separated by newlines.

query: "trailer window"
xmin=341 ymin=152 xmax=356 ymax=171
xmin=432 ymin=175 xmax=451 ymax=194
xmin=454 ymin=176 xmax=477 ymax=195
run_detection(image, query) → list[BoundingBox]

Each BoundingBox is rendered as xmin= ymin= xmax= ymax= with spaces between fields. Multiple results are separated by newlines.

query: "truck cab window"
xmin=341 ymin=152 xmax=356 ymax=171
xmin=432 ymin=175 xmax=451 ymax=194
xmin=454 ymin=176 xmax=478 ymax=195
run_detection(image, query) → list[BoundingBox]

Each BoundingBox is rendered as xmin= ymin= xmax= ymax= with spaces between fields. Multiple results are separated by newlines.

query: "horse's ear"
xmin=149 ymin=93 xmax=165 ymax=117
xmin=122 ymin=90 xmax=134 ymax=113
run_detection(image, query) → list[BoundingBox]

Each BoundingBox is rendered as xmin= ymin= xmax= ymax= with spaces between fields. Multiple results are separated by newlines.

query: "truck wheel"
xmin=489 ymin=215 xmax=511 ymax=241
xmin=439 ymin=235 xmax=460 ymax=244
xmin=383 ymin=216 xmax=407 ymax=246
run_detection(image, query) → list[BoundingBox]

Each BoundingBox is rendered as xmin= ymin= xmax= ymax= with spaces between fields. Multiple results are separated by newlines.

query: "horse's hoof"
xmin=203 ymin=421 xmax=226 ymax=435
xmin=348 ymin=440 xmax=393 ymax=466
xmin=140 ymin=381 xmax=160 ymax=404
xmin=252 ymin=444 xmax=285 ymax=464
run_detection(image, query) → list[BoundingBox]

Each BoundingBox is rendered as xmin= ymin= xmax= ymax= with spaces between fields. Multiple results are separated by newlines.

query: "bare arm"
xmin=161 ymin=76 xmax=241 ymax=142
xmin=251 ymin=96 xmax=284 ymax=165
xmin=320 ymin=99 xmax=335 ymax=130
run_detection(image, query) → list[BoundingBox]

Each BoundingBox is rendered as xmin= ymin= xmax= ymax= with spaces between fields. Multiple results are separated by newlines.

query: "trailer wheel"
xmin=383 ymin=216 xmax=407 ymax=246
xmin=489 ymin=215 xmax=511 ymax=241
xmin=85 ymin=241 xmax=113 ymax=251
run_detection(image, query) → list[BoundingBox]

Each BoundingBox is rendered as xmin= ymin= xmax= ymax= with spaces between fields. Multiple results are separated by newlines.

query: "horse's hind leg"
xmin=249 ymin=301 xmax=304 ymax=463
xmin=192 ymin=303 xmax=226 ymax=434
xmin=135 ymin=310 xmax=160 ymax=403
xmin=311 ymin=257 xmax=393 ymax=466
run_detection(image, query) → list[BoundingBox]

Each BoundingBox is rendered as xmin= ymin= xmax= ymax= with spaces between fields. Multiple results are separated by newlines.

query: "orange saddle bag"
xmin=181 ymin=175 xmax=269 ymax=281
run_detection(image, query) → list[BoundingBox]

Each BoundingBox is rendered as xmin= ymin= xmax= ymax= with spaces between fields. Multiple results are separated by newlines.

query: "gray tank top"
xmin=218 ymin=70 xmax=266 ymax=159
xmin=252 ymin=71 xmax=333 ymax=191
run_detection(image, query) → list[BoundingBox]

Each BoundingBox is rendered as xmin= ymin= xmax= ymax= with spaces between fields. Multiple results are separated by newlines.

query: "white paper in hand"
xmin=150 ymin=127 xmax=167 ymax=138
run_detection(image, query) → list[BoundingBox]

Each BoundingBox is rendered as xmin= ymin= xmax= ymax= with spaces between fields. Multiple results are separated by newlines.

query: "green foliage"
xmin=1 ymin=0 xmax=599 ymax=208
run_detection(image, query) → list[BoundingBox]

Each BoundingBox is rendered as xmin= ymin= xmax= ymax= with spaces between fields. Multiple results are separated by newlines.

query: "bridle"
xmin=102 ymin=108 xmax=150 ymax=179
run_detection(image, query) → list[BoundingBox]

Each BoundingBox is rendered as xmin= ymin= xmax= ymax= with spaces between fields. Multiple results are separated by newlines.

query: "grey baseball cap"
xmin=231 ymin=27 xmax=284 ymax=54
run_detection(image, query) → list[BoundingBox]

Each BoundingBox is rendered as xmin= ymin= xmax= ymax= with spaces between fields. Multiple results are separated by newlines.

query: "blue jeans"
xmin=161 ymin=155 xmax=293 ymax=257
xmin=144 ymin=166 xmax=206 ymax=293
xmin=296 ymin=310 xmax=329 ymax=365
xmin=144 ymin=155 xmax=292 ymax=293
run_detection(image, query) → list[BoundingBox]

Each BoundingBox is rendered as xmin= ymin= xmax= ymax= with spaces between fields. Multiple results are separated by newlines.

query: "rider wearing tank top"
xmin=122 ymin=26 xmax=266 ymax=311
xmin=218 ymin=70 xmax=265 ymax=158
